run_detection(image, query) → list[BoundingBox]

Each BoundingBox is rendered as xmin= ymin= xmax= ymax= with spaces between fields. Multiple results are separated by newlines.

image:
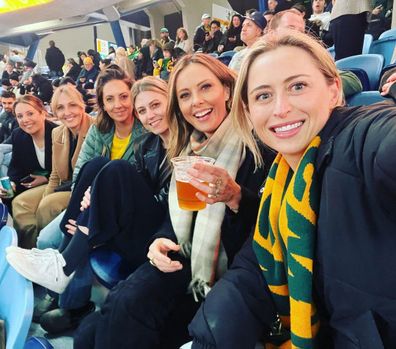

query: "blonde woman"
xmin=174 ymin=27 xmax=193 ymax=54
xmin=115 ymin=47 xmax=136 ymax=81
xmin=188 ymin=31 xmax=396 ymax=348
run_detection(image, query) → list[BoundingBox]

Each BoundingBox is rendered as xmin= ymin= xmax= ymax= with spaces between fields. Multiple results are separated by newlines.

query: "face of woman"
xmin=135 ymin=91 xmax=169 ymax=137
xmin=102 ymin=80 xmax=133 ymax=124
xmin=55 ymin=93 xmax=84 ymax=132
xmin=14 ymin=103 xmax=45 ymax=136
xmin=178 ymin=30 xmax=185 ymax=40
xmin=232 ymin=16 xmax=241 ymax=27
xmin=176 ymin=63 xmax=230 ymax=137
xmin=247 ymin=46 xmax=340 ymax=168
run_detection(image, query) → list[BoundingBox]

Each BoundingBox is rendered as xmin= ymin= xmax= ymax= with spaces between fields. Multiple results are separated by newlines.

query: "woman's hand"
xmin=65 ymin=219 xmax=77 ymax=235
xmin=80 ymin=187 xmax=91 ymax=211
xmin=381 ymin=72 xmax=396 ymax=95
xmin=0 ymin=181 xmax=15 ymax=198
xmin=187 ymin=162 xmax=242 ymax=212
xmin=147 ymin=238 xmax=182 ymax=273
xmin=21 ymin=175 xmax=48 ymax=189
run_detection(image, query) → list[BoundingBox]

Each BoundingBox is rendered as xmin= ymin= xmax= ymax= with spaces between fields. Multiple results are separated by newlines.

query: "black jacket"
xmin=0 ymin=111 xmax=18 ymax=143
xmin=45 ymin=46 xmax=65 ymax=72
xmin=8 ymin=120 xmax=57 ymax=193
xmin=193 ymin=25 xmax=207 ymax=52
xmin=133 ymin=133 xmax=171 ymax=210
xmin=189 ymin=102 xmax=396 ymax=348
xmin=203 ymin=30 xmax=223 ymax=54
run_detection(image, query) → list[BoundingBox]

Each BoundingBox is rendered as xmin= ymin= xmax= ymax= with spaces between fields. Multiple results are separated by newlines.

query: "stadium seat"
xmin=0 ymin=241 xmax=33 ymax=349
xmin=219 ymin=50 xmax=236 ymax=58
xmin=379 ymin=28 xmax=396 ymax=40
xmin=362 ymin=34 xmax=373 ymax=54
xmin=346 ymin=91 xmax=388 ymax=106
xmin=369 ymin=36 xmax=396 ymax=66
xmin=327 ymin=45 xmax=335 ymax=59
xmin=0 ymin=225 xmax=17 ymax=283
xmin=207 ymin=52 xmax=218 ymax=58
xmin=90 ymin=246 xmax=133 ymax=289
xmin=335 ymin=54 xmax=384 ymax=90
xmin=218 ymin=55 xmax=233 ymax=66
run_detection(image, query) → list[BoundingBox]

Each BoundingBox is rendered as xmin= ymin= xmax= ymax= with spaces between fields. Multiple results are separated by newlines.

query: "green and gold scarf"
xmin=253 ymin=136 xmax=321 ymax=349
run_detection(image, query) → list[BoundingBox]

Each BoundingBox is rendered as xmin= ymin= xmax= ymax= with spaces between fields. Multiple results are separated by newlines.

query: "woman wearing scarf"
xmin=72 ymin=53 xmax=274 ymax=349
xmin=187 ymin=31 xmax=396 ymax=348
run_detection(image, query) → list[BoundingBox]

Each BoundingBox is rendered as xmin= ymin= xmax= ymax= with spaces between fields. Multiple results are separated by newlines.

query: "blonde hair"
xmin=131 ymin=76 xmax=168 ymax=117
xmin=51 ymin=84 xmax=85 ymax=119
xmin=232 ymin=31 xmax=343 ymax=166
xmin=166 ymin=53 xmax=237 ymax=160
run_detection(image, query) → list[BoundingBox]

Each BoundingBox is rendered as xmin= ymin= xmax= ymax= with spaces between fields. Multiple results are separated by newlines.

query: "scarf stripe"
xmin=254 ymin=136 xmax=321 ymax=349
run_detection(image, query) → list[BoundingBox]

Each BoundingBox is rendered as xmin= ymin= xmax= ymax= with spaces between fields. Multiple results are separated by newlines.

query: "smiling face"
xmin=55 ymin=92 xmax=84 ymax=132
xmin=176 ymin=63 xmax=230 ymax=137
xmin=246 ymin=46 xmax=340 ymax=169
xmin=1 ymin=97 xmax=15 ymax=113
xmin=135 ymin=90 xmax=169 ymax=138
xmin=102 ymin=79 xmax=133 ymax=125
xmin=14 ymin=102 xmax=45 ymax=136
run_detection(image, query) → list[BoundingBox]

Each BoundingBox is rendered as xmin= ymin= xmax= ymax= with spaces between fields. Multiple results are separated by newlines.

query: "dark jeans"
xmin=74 ymin=254 xmax=200 ymax=349
xmin=331 ymin=13 xmax=368 ymax=60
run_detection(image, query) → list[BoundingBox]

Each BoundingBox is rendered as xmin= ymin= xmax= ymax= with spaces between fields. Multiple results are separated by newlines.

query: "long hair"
xmin=95 ymin=68 xmax=133 ymax=133
xmin=232 ymin=31 xmax=343 ymax=167
xmin=166 ymin=53 xmax=237 ymax=160
xmin=13 ymin=95 xmax=47 ymax=117
xmin=131 ymin=76 xmax=168 ymax=117
xmin=51 ymin=84 xmax=85 ymax=119
xmin=175 ymin=28 xmax=189 ymax=44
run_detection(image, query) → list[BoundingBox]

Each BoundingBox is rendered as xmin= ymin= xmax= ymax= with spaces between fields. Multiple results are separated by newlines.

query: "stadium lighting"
xmin=0 ymin=0 xmax=53 ymax=14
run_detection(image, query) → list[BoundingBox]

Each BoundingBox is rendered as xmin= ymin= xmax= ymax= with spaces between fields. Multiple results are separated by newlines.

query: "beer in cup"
xmin=171 ymin=156 xmax=215 ymax=211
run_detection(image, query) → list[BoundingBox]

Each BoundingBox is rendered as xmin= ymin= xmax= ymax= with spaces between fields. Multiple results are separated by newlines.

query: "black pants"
xmin=331 ymin=13 xmax=368 ymax=61
xmin=60 ymin=157 xmax=166 ymax=265
xmin=74 ymin=254 xmax=201 ymax=349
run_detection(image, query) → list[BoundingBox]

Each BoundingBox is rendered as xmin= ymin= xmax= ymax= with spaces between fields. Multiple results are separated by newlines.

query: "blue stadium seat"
xmin=219 ymin=50 xmax=236 ymax=58
xmin=346 ymin=91 xmax=388 ymax=106
xmin=362 ymin=34 xmax=373 ymax=54
xmin=335 ymin=54 xmax=384 ymax=90
xmin=379 ymin=28 xmax=396 ymax=40
xmin=218 ymin=55 xmax=233 ymax=66
xmin=207 ymin=52 xmax=218 ymax=58
xmin=327 ymin=45 xmax=335 ymax=59
xmin=0 ymin=225 xmax=17 ymax=283
xmin=90 ymin=246 xmax=133 ymax=289
xmin=0 ymin=248 xmax=33 ymax=349
xmin=369 ymin=36 xmax=396 ymax=66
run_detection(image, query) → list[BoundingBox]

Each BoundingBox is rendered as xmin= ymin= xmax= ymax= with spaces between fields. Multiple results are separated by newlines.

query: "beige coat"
xmin=331 ymin=0 xmax=372 ymax=20
xmin=44 ymin=113 xmax=94 ymax=196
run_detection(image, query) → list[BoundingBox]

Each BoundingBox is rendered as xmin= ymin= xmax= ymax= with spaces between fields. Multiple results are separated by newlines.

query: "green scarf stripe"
xmin=253 ymin=137 xmax=321 ymax=348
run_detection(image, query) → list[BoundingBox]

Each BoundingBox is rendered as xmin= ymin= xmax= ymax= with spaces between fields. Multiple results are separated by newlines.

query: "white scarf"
xmin=169 ymin=116 xmax=244 ymax=300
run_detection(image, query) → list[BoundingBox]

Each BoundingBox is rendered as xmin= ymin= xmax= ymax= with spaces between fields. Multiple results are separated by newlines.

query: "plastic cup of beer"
xmin=171 ymin=156 xmax=215 ymax=211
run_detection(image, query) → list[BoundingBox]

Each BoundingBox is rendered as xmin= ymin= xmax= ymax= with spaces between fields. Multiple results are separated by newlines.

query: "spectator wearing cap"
xmin=229 ymin=11 xmax=266 ymax=71
xmin=20 ymin=60 xmax=37 ymax=86
xmin=159 ymin=27 xmax=175 ymax=48
xmin=8 ymin=72 xmax=22 ymax=98
xmin=76 ymin=57 xmax=99 ymax=88
xmin=193 ymin=13 xmax=211 ymax=51
xmin=202 ymin=20 xmax=223 ymax=54
xmin=45 ymin=40 xmax=65 ymax=79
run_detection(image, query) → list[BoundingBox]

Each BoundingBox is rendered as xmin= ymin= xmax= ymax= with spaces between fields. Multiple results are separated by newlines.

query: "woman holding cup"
xmin=187 ymin=31 xmax=396 ymax=348
xmin=73 ymin=53 xmax=274 ymax=348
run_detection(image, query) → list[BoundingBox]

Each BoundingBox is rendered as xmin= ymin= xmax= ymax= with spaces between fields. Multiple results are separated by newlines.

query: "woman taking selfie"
xmin=12 ymin=85 xmax=93 ymax=249
xmin=71 ymin=53 xmax=274 ymax=349
xmin=188 ymin=31 xmax=396 ymax=348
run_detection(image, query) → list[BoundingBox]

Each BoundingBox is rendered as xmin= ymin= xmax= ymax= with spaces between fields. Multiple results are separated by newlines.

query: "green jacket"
xmin=72 ymin=119 xmax=145 ymax=183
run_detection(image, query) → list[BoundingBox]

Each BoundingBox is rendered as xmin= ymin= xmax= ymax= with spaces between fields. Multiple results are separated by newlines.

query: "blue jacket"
xmin=189 ymin=102 xmax=396 ymax=348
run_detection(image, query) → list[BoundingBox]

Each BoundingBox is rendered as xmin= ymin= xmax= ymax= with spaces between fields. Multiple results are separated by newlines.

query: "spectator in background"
xmin=307 ymin=0 xmax=332 ymax=46
xmin=1 ymin=79 xmax=12 ymax=93
xmin=31 ymin=74 xmax=53 ymax=104
xmin=229 ymin=11 xmax=266 ymax=71
xmin=219 ymin=14 xmax=244 ymax=52
xmin=264 ymin=10 xmax=275 ymax=23
xmin=203 ymin=20 xmax=223 ymax=54
xmin=149 ymin=39 xmax=164 ymax=76
xmin=77 ymin=52 xmax=87 ymax=67
xmin=77 ymin=57 xmax=99 ymax=88
xmin=0 ymin=91 xmax=17 ymax=143
xmin=174 ymin=27 xmax=193 ymax=54
xmin=87 ymin=49 xmax=101 ymax=70
xmin=267 ymin=0 xmax=278 ymax=12
xmin=0 ymin=55 xmax=6 ymax=78
xmin=193 ymin=13 xmax=211 ymax=51
xmin=9 ymin=72 xmax=22 ymax=98
xmin=9 ymin=49 xmax=24 ymax=64
xmin=99 ymin=58 xmax=112 ymax=72
xmin=159 ymin=27 xmax=175 ymax=48
xmin=2 ymin=61 xmax=15 ymax=81
xmin=64 ymin=58 xmax=81 ymax=82
xmin=330 ymin=0 xmax=371 ymax=60
xmin=106 ymin=46 xmax=116 ymax=62
xmin=153 ymin=42 xmax=174 ymax=81
xmin=21 ymin=60 xmax=37 ymax=85
xmin=115 ymin=47 xmax=136 ymax=81
xmin=367 ymin=1 xmax=392 ymax=39
xmin=45 ymin=41 xmax=65 ymax=78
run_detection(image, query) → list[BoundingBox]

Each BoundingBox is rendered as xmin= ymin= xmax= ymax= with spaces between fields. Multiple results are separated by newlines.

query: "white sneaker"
xmin=6 ymin=248 xmax=74 ymax=294
xmin=6 ymin=246 xmax=56 ymax=256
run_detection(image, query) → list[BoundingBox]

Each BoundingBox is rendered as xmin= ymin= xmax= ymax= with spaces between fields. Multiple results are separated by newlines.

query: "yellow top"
xmin=111 ymin=133 xmax=132 ymax=160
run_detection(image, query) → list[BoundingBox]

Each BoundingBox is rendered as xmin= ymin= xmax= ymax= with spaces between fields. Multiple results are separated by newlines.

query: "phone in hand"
xmin=20 ymin=175 xmax=34 ymax=184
